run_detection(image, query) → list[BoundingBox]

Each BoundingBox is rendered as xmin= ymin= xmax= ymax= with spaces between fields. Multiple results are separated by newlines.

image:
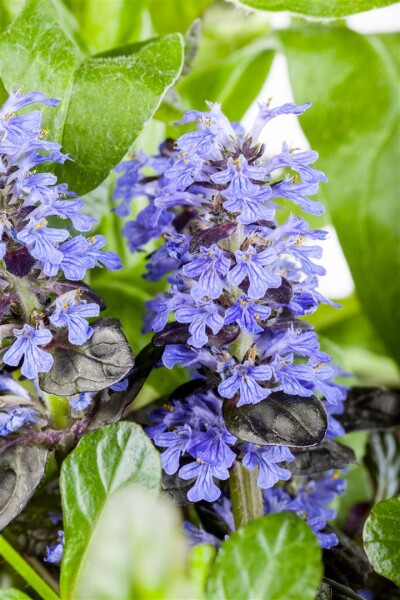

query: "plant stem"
xmin=229 ymin=461 xmax=264 ymax=530
xmin=9 ymin=275 xmax=39 ymax=322
xmin=0 ymin=535 xmax=60 ymax=600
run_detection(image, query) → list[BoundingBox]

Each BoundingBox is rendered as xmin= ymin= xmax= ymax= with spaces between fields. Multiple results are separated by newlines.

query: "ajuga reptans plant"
xmin=115 ymin=100 xmax=349 ymax=549
xmin=0 ymin=89 xmax=135 ymax=561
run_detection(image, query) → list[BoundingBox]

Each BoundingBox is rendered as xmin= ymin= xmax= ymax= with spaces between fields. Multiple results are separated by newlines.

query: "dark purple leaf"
xmin=223 ymin=391 xmax=328 ymax=447
xmin=39 ymin=318 xmax=134 ymax=395
xmin=340 ymin=387 xmax=400 ymax=431
xmin=4 ymin=245 xmax=35 ymax=277
xmin=189 ymin=223 xmax=237 ymax=253
xmin=0 ymin=443 xmax=48 ymax=531
xmin=286 ymin=441 xmax=356 ymax=475
xmin=323 ymin=528 xmax=372 ymax=590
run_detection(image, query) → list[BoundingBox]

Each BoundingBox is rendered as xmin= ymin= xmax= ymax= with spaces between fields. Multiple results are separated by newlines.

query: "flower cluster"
xmin=0 ymin=88 xmax=121 ymax=436
xmin=116 ymin=99 xmax=348 ymax=548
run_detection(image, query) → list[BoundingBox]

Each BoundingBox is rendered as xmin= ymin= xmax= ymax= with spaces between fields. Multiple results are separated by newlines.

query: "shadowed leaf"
xmin=39 ymin=318 xmax=134 ymax=396
xmin=0 ymin=444 xmax=47 ymax=531
xmin=223 ymin=391 xmax=327 ymax=447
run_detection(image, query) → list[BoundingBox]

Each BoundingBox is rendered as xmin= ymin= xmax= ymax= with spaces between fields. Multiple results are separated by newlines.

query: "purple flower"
xmin=224 ymin=295 xmax=271 ymax=334
xmin=264 ymin=487 xmax=292 ymax=514
xmin=211 ymin=155 xmax=265 ymax=198
xmin=69 ymin=392 xmax=93 ymax=412
xmin=228 ymin=246 xmax=281 ymax=299
xmin=175 ymin=299 xmax=224 ymax=348
xmin=3 ymin=325 xmax=53 ymax=379
xmin=49 ymin=293 xmax=99 ymax=345
xmin=179 ymin=459 xmax=230 ymax=502
xmin=0 ymin=407 xmax=39 ymax=436
xmin=187 ymin=417 xmax=236 ymax=468
xmin=271 ymin=177 xmax=324 ymax=216
xmin=177 ymin=102 xmax=236 ymax=156
xmin=218 ymin=361 xmax=273 ymax=406
xmin=265 ymin=143 xmax=327 ymax=184
xmin=241 ymin=445 xmax=294 ymax=489
xmin=271 ymin=355 xmax=315 ymax=397
xmin=307 ymin=517 xmax=338 ymax=549
xmin=44 ymin=531 xmax=64 ymax=565
xmin=249 ymin=101 xmax=311 ymax=142
xmin=155 ymin=424 xmax=192 ymax=475
xmin=84 ymin=235 xmax=122 ymax=271
xmin=289 ymin=472 xmax=346 ymax=521
xmin=163 ymin=153 xmax=204 ymax=193
xmin=16 ymin=217 xmax=69 ymax=264
xmin=42 ymin=236 xmax=92 ymax=280
xmin=183 ymin=522 xmax=221 ymax=547
xmin=223 ymin=186 xmax=275 ymax=224
xmin=183 ymin=244 xmax=230 ymax=301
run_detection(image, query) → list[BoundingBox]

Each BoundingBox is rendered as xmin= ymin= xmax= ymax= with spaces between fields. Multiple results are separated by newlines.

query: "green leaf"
xmin=0 ymin=0 xmax=184 ymax=194
xmin=0 ymin=589 xmax=32 ymax=600
xmin=232 ymin=0 xmax=395 ymax=18
xmin=363 ymin=496 xmax=400 ymax=585
xmin=73 ymin=485 xmax=195 ymax=599
xmin=149 ymin=0 xmax=212 ymax=35
xmin=206 ymin=513 xmax=322 ymax=599
xmin=60 ymin=422 xmax=161 ymax=599
xmin=158 ymin=4 xmax=274 ymax=126
xmin=62 ymin=0 xmax=149 ymax=53
xmin=281 ymin=27 xmax=400 ymax=365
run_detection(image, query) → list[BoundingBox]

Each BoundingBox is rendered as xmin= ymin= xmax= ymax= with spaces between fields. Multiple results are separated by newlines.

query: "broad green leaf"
xmin=74 ymin=485 xmax=195 ymax=599
xmin=62 ymin=0 xmax=149 ymax=53
xmin=60 ymin=422 xmax=161 ymax=599
xmin=281 ymin=27 xmax=400 ymax=364
xmin=0 ymin=0 xmax=184 ymax=194
xmin=158 ymin=4 xmax=274 ymax=126
xmin=363 ymin=496 xmax=400 ymax=585
xmin=149 ymin=0 xmax=212 ymax=35
xmin=231 ymin=0 xmax=395 ymax=18
xmin=0 ymin=590 xmax=32 ymax=600
xmin=0 ymin=0 xmax=24 ymax=32
xmin=206 ymin=513 xmax=322 ymax=599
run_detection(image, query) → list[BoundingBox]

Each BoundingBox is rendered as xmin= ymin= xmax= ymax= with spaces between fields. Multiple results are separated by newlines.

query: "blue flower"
xmin=84 ymin=235 xmax=122 ymax=271
xmin=224 ymin=295 xmax=271 ymax=334
xmin=179 ymin=459 xmax=230 ymax=502
xmin=218 ymin=361 xmax=273 ymax=406
xmin=270 ymin=177 xmax=324 ymax=215
xmin=249 ymin=100 xmax=311 ymax=142
xmin=187 ymin=417 xmax=236 ymax=468
xmin=0 ymin=407 xmax=39 ymax=436
xmin=307 ymin=517 xmax=338 ymax=549
xmin=228 ymin=246 xmax=281 ymax=299
xmin=183 ymin=521 xmax=221 ymax=547
xmin=270 ymin=354 xmax=315 ymax=397
xmin=211 ymin=155 xmax=265 ymax=198
xmin=3 ymin=325 xmax=53 ymax=379
xmin=49 ymin=293 xmax=99 ymax=345
xmin=17 ymin=217 xmax=69 ymax=264
xmin=222 ymin=186 xmax=275 ymax=224
xmin=183 ymin=244 xmax=230 ymax=301
xmin=20 ymin=172 xmax=58 ymax=206
xmin=0 ymin=372 xmax=30 ymax=399
xmin=44 ymin=531 xmax=64 ymax=565
xmin=162 ymin=344 xmax=216 ymax=371
xmin=154 ymin=424 xmax=192 ymax=475
xmin=163 ymin=153 xmax=204 ymax=193
xmin=177 ymin=102 xmax=236 ymax=156
xmin=39 ymin=197 xmax=96 ymax=232
xmin=41 ymin=236 xmax=92 ymax=280
xmin=265 ymin=143 xmax=327 ymax=184
xmin=289 ymin=472 xmax=346 ymax=521
xmin=174 ymin=299 xmax=224 ymax=348
xmin=264 ymin=487 xmax=292 ymax=514
xmin=241 ymin=445 xmax=294 ymax=489
xmin=69 ymin=392 xmax=93 ymax=412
